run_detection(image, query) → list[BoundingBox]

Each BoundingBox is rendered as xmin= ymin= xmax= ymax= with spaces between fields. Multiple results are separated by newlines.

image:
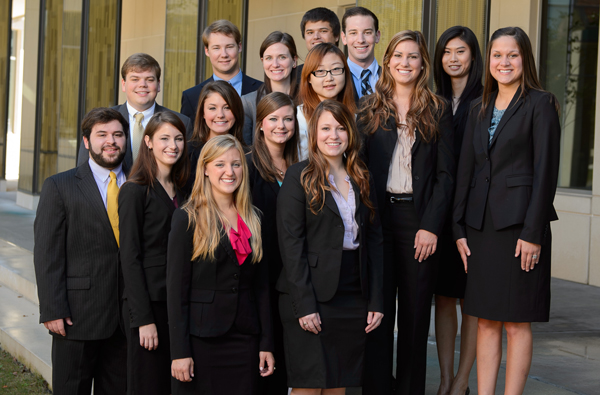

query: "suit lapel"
xmin=75 ymin=163 xmax=116 ymax=244
xmin=323 ymin=177 xmax=342 ymax=218
xmin=219 ymin=227 xmax=241 ymax=267
xmin=120 ymin=103 xmax=134 ymax=171
xmin=480 ymin=94 xmax=496 ymax=153
xmin=411 ymin=129 xmax=421 ymax=155
xmin=153 ymin=180 xmax=177 ymax=215
xmin=267 ymin=179 xmax=280 ymax=198
xmin=488 ymin=87 xmax=524 ymax=149
xmin=381 ymin=117 xmax=399 ymax=166
xmin=350 ymin=178 xmax=361 ymax=223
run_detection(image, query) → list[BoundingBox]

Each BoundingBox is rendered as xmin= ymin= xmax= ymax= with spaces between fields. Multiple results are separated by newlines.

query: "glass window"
xmin=435 ymin=0 xmax=488 ymax=58
xmin=164 ymin=0 xmax=200 ymax=111
xmin=541 ymin=0 xmax=598 ymax=189
xmin=204 ymin=0 xmax=245 ymax=80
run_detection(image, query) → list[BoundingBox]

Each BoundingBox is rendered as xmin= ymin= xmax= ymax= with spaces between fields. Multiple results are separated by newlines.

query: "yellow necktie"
xmin=132 ymin=112 xmax=144 ymax=160
xmin=107 ymin=171 xmax=120 ymax=247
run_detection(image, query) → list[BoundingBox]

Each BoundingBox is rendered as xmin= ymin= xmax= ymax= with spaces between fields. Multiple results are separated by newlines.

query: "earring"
xmin=421 ymin=66 xmax=424 ymax=70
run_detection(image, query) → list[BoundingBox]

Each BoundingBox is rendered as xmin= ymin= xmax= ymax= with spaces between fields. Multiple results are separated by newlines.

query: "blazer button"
xmin=232 ymin=287 xmax=238 ymax=293
xmin=414 ymin=175 xmax=420 ymax=180
xmin=233 ymin=273 xmax=239 ymax=280
xmin=485 ymin=177 xmax=489 ymax=182
xmin=486 ymin=157 xmax=489 ymax=161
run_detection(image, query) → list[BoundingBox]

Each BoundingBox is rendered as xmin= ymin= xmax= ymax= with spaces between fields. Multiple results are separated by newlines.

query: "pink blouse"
xmin=229 ymin=214 xmax=252 ymax=265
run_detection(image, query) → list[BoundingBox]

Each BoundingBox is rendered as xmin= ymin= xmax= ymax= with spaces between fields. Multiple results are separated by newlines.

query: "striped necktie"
xmin=361 ymin=69 xmax=372 ymax=96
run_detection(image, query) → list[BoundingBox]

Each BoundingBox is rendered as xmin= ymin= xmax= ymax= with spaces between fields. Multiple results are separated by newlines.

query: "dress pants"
xmin=363 ymin=194 xmax=438 ymax=395
xmin=51 ymin=325 xmax=127 ymax=395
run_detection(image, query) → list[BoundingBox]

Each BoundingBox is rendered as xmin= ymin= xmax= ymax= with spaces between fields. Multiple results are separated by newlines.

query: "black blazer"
xmin=167 ymin=209 xmax=273 ymax=360
xmin=180 ymin=74 xmax=263 ymax=127
xmin=360 ymin=103 xmax=455 ymax=236
xmin=246 ymin=152 xmax=282 ymax=285
xmin=34 ymin=162 xmax=122 ymax=340
xmin=453 ymin=88 xmax=560 ymax=245
xmin=118 ymin=181 xmax=181 ymax=328
xmin=276 ymin=161 xmax=384 ymax=319
xmin=76 ymin=103 xmax=192 ymax=171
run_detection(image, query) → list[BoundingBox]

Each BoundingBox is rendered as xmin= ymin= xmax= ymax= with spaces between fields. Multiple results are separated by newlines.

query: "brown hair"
xmin=121 ymin=53 xmax=161 ymax=81
xmin=126 ymin=112 xmax=189 ymax=190
xmin=342 ymin=6 xmax=379 ymax=33
xmin=192 ymin=80 xmax=245 ymax=145
xmin=480 ymin=26 xmax=559 ymax=118
xmin=81 ymin=107 xmax=128 ymax=141
xmin=358 ymin=30 xmax=443 ymax=143
xmin=251 ymin=92 xmax=299 ymax=183
xmin=202 ymin=19 xmax=242 ymax=47
xmin=256 ymin=31 xmax=300 ymax=104
xmin=300 ymin=7 xmax=341 ymax=43
xmin=299 ymin=43 xmax=356 ymax=121
xmin=301 ymin=100 xmax=374 ymax=219
xmin=183 ymin=135 xmax=262 ymax=263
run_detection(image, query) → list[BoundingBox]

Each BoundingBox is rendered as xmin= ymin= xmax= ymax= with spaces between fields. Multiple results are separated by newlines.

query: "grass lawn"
xmin=0 ymin=348 xmax=50 ymax=394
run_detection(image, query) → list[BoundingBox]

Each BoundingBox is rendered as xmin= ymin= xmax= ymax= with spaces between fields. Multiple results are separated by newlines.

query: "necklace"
xmin=274 ymin=166 xmax=285 ymax=177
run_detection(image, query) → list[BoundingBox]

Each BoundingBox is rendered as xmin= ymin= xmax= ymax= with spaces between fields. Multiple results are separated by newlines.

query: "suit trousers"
xmin=363 ymin=194 xmax=438 ymax=395
xmin=51 ymin=326 xmax=127 ymax=395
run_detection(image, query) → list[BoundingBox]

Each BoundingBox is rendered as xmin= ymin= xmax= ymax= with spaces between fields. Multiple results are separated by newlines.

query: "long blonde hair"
xmin=358 ymin=30 xmax=444 ymax=142
xmin=182 ymin=135 xmax=263 ymax=263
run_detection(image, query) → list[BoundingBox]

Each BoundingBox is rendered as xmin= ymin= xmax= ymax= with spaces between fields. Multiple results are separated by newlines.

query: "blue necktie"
xmin=361 ymin=69 xmax=372 ymax=96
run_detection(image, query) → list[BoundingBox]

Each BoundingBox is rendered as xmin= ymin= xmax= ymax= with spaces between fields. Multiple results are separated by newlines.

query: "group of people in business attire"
xmin=33 ymin=4 xmax=560 ymax=395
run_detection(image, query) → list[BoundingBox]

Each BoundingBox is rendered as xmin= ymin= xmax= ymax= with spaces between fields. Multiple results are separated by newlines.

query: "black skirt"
xmin=280 ymin=250 xmax=367 ymax=389
xmin=463 ymin=204 xmax=551 ymax=322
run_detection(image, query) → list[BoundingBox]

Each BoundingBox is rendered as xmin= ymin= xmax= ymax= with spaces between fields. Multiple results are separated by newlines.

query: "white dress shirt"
xmin=88 ymin=158 xmax=126 ymax=208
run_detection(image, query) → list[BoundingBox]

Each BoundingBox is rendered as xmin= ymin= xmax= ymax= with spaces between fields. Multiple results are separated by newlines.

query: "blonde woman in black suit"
xmin=453 ymin=27 xmax=560 ymax=395
xmin=246 ymin=92 xmax=299 ymax=395
xmin=168 ymin=134 xmax=274 ymax=395
xmin=277 ymin=100 xmax=383 ymax=394
xmin=119 ymin=112 xmax=190 ymax=394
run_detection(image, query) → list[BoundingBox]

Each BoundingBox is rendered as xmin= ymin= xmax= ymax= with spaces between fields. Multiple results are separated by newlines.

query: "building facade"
xmin=1 ymin=0 xmax=598 ymax=286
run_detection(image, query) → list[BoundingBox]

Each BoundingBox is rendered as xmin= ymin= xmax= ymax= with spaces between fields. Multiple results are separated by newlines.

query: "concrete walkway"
xmin=0 ymin=188 xmax=599 ymax=394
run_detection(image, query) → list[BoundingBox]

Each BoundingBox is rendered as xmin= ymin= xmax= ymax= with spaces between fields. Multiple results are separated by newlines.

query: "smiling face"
xmin=341 ymin=15 xmax=380 ymax=68
xmin=260 ymin=105 xmax=295 ymax=147
xmin=204 ymin=32 xmax=242 ymax=78
xmin=205 ymin=147 xmax=243 ymax=200
xmin=145 ymin=123 xmax=184 ymax=173
xmin=262 ymin=43 xmax=296 ymax=83
xmin=388 ymin=40 xmax=423 ymax=89
xmin=489 ymin=35 xmax=523 ymax=90
xmin=121 ymin=69 xmax=160 ymax=112
xmin=442 ymin=37 xmax=472 ymax=80
xmin=316 ymin=110 xmax=348 ymax=163
xmin=309 ymin=52 xmax=346 ymax=101
xmin=203 ymin=92 xmax=235 ymax=139
xmin=304 ymin=21 xmax=338 ymax=50
xmin=84 ymin=120 xmax=127 ymax=169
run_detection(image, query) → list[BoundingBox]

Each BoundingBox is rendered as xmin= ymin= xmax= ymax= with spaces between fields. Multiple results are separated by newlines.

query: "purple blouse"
xmin=328 ymin=174 xmax=359 ymax=250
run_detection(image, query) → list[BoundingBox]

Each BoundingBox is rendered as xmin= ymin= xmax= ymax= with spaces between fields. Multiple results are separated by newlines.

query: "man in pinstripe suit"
xmin=34 ymin=107 xmax=129 ymax=395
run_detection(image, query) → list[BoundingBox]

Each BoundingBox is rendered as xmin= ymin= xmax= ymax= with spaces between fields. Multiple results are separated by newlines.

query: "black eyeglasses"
xmin=311 ymin=67 xmax=345 ymax=78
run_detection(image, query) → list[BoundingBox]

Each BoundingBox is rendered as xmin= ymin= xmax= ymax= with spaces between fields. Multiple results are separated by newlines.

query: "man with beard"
xmin=34 ymin=107 xmax=128 ymax=395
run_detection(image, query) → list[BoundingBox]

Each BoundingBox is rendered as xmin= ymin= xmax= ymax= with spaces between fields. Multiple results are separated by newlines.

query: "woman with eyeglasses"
xmin=296 ymin=43 xmax=356 ymax=160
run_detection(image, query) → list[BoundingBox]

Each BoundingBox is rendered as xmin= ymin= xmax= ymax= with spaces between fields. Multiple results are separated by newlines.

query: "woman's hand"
xmin=414 ymin=229 xmax=438 ymax=262
xmin=456 ymin=238 xmax=471 ymax=273
xmin=365 ymin=312 xmax=384 ymax=333
xmin=515 ymin=239 xmax=541 ymax=272
xmin=259 ymin=351 xmax=275 ymax=377
xmin=139 ymin=323 xmax=158 ymax=350
xmin=298 ymin=312 xmax=321 ymax=334
xmin=171 ymin=357 xmax=194 ymax=382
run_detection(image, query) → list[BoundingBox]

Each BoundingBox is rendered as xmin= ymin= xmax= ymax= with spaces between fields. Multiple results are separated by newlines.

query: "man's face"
xmin=304 ymin=21 xmax=338 ymax=50
xmin=204 ymin=33 xmax=242 ymax=77
xmin=341 ymin=15 xmax=380 ymax=66
xmin=121 ymin=69 xmax=160 ymax=112
xmin=83 ymin=120 xmax=127 ymax=169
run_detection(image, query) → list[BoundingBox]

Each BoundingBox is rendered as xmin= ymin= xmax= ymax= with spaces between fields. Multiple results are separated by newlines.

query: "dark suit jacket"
xmin=118 ymin=181 xmax=181 ymax=328
xmin=360 ymin=103 xmax=455 ymax=237
xmin=167 ymin=209 xmax=273 ymax=360
xmin=453 ymin=88 xmax=560 ymax=245
xmin=180 ymin=74 xmax=263 ymax=127
xmin=76 ymin=103 xmax=192 ymax=171
xmin=246 ymin=152 xmax=282 ymax=285
xmin=34 ymin=162 xmax=122 ymax=340
xmin=276 ymin=161 xmax=384 ymax=319
xmin=352 ymin=65 xmax=382 ymax=105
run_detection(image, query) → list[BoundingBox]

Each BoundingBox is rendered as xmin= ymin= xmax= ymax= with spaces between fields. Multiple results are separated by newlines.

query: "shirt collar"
xmin=126 ymin=101 xmax=156 ymax=120
xmin=347 ymin=57 xmax=379 ymax=79
xmin=88 ymin=158 xmax=124 ymax=183
xmin=213 ymin=69 xmax=243 ymax=85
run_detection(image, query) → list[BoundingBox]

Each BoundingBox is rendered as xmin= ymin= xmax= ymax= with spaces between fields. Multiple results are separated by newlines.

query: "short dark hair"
xmin=202 ymin=19 xmax=242 ymax=47
xmin=121 ymin=53 xmax=161 ymax=81
xmin=342 ymin=7 xmax=379 ymax=33
xmin=81 ymin=107 xmax=128 ymax=141
xmin=300 ymin=7 xmax=340 ymax=41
